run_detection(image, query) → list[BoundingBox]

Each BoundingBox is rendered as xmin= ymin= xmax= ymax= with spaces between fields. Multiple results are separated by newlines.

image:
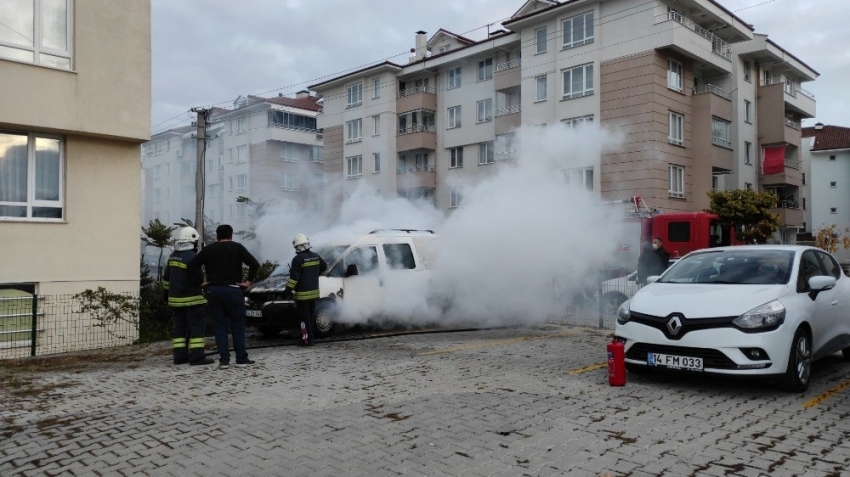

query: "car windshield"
xmin=658 ymin=249 xmax=794 ymax=285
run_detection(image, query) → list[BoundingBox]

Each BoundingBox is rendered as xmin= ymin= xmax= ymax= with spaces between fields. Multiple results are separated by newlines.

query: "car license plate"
xmin=647 ymin=352 xmax=703 ymax=371
xmin=246 ymin=310 xmax=262 ymax=317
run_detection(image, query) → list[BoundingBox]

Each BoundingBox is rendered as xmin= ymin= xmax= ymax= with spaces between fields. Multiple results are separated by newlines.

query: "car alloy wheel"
xmin=313 ymin=299 xmax=336 ymax=338
xmin=778 ymin=328 xmax=812 ymax=392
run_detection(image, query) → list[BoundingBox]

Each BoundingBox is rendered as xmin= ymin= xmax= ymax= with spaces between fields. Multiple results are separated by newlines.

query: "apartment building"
xmin=801 ymin=124 xmax=850 ymax=260
xmin=142 ymin=92 xmax=323 ymax=248
xmin=310 ymin=0 xmax=817 ymax=241
xmin=0 ymin=0 xmax=151 ymax=355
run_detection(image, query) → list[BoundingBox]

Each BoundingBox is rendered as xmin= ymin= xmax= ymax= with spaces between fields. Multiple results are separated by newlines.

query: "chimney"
xmin=296 ymin=90 xmax=310 ymax=99
xmin=410 ymin=30 xmax=428 ymax=63
xmin=814 ymin=122 xmax=824 ymax=130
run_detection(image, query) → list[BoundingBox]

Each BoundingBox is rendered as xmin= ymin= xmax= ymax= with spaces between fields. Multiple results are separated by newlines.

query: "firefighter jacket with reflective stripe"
xmin=285 ymin=250 xmax=327 ymax=301
xmin=163 ymin=250 xmax=208 ymax=308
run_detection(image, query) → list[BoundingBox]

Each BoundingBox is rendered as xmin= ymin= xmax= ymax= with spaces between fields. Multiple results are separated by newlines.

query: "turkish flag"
xmin=762 ymin=145 xmax=786 ymax=175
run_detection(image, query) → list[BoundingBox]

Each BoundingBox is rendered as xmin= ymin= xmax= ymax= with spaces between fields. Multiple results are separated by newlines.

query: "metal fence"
xmin=546 ymin=267 xmax=638 ymax=331
xmin=0 ymin=292 xmax=142 ymax=360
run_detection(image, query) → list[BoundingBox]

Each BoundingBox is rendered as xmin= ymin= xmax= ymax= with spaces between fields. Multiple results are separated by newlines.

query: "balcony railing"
xmin=495 ymin=104 xmax=521 ymax=116
xmin=776 ymin=200 xmax=800 ymax=209
xmin=784 ymin=118 xmax=801 ymax=130
xmin=711 ymin=136 xmax=733 ymax=149
xmin=397 ymin=164 xmax=435 ymax=174
xmin=397 ymin=124 xmax=436 ymax=136
xmin=268 ymin=121 xmax=318 ymax=133
xmin=655 ymin=12 xmax=731 ymax=61
xmin=495 ymin=58 xmax=521 ymax=72
xmin=785 ymin=158 xmax=800 ymax=169
xmin=761 ymin=76 xmax=817 ymax=101
xmin=397 ymin=85 xmax=436 ymax=98
xmin=693 ymin=84 xmax=731 ymax=100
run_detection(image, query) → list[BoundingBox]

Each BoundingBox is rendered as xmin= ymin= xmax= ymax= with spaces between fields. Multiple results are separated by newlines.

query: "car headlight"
xmin=617 ymin=300 xmax=631 ymax=325
xmin=733 ymin=300 xmax=785 ymax=330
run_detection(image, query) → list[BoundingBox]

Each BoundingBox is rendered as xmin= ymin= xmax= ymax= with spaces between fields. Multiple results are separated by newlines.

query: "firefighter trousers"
xmin=295 ymin=300 xmax=317 ymax=345
xmin=172 ymin=305 xmax=207 ymax=363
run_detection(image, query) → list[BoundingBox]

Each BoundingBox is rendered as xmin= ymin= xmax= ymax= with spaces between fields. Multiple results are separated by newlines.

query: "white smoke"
xmin=248 ymin=122 xmax=628 ymax=328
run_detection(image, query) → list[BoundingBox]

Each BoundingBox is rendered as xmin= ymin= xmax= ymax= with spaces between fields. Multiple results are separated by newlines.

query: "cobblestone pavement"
xmin=2 ymin=324 xmax=850 ymax=477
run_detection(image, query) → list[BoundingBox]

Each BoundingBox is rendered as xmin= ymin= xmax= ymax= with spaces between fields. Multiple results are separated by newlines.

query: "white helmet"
xmin=293 ymin=233 xmax=310 ymax=252
xmin=175 ymin=226 xmax=200 ymax=251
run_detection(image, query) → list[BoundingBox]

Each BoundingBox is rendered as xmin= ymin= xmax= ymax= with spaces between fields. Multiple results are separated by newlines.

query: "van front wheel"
xmin=313 ymin=299 xmax=337 ymax=338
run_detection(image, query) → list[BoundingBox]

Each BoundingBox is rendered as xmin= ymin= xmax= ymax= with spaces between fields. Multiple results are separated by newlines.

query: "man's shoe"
xmin=218 ymin=360 xmax=230 ymax=369
xmin=190 ymin=358 xmax=215 ymax=366
xmin=235 ymin=359 xmax=256 ymax=366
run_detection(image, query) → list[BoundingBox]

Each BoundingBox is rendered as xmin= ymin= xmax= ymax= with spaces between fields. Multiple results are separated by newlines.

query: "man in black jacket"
xmin=651 ymin=237 xmax=671 ymax=275
xmin=283 ymin=233 xmax=327 ymax=345
xmin=163 ymin=226 xmax=214 ymax=366
xmin=188 ymin=224 xmax=260 ymax=369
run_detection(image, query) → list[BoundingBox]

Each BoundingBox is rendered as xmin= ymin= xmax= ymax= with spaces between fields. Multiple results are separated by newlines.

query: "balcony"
xmin=397 ymin=124 xmax=436 ymax=152
xmin=760 ymin=159 xmax=802 ymax=187
xmin=651 ymin=12 xmax=732 ymax=76
xmin=494 ymin=58 xmax=521 ymax=91
xmin=770 ymin=203 xmax=804 ymax=227
xmin=760 ymin=76 xmax=816 ymax=118
xmin=495 ymin=105 xmax=521 ymax=135
xmin=397 ymin=86 xmax=436 ymax=114
xmin=396 ymin=164 xmax=436 ymax=189
xmin=692 ymin=85 xmax=733 ymax=170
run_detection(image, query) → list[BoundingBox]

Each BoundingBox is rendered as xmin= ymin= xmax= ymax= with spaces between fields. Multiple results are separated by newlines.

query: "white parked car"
xmin=615 ymin=245 xmax=850 ymax=392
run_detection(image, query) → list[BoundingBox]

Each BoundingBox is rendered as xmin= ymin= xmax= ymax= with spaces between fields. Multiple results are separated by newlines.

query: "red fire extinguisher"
xmin=608 ymin=337 xmax=626 ymax=386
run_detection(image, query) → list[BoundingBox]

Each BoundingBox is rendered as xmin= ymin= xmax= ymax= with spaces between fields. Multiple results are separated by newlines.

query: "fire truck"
xmin=608 ymin=196 xmax=738 ymax=270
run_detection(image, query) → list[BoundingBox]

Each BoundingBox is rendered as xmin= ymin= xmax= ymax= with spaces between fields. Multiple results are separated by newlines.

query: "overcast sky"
xmin=150 ymin=0 xmax=848 ymax=135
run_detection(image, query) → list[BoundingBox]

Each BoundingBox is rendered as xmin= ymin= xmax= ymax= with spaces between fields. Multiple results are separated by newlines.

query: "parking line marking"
xmin=420 ymin=331 xmax=582 ymax=356
xmin=802 ymin=379 xmax=850 ymax=408
xmin=567 ymin=363 xmax=607 ymax=375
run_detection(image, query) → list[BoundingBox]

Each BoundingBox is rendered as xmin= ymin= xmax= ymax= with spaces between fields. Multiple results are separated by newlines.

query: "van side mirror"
xmin=345 ymin=264 xmax=359 ymax=277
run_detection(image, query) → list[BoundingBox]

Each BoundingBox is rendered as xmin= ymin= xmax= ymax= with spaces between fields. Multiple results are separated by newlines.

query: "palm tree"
xmin=141 ymin=219 xmax=176 ymax=280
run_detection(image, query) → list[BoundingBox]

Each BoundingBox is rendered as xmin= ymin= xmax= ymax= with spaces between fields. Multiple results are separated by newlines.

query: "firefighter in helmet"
xmin=163 ymin=226 xmax=213 ymax=365
xmin=283 ymin=233 xmax=327 ymax=345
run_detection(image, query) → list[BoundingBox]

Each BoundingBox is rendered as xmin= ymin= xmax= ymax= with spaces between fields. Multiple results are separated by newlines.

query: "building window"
xmin=154 ymin=164 xmax=161 ymax=179
xmin=535 ymin=75 xmax=547 ymax=101
xmin=237 ymin=117 xmax=247 ymax=134
xmin=478 ymin=141 xmax=495 ymax=165
xmin=268 ymin=110 xmax=318 ymax=131
xmin=562 ymin=115 xmax=594 ymax=128
xmin=153 ymin=188 xmax=161 ymax=203
xmin=236 ymin=145 xmax=248 ymax=163
xmin=449 ymin=147 xmax=463 ymax=168
xmin=450 ymin=187 xmax=463 ymax=208
xmin=711 ymin=117 xmax=732 ymax=149
xmin=478 ymin=58 xmax=493 ymax=81
xmin=830 ymin=155 xmax=836 ymax=161
xmin=802 ymin=172 xmax=806 ymax=185
xmin=745 ymin=182 xmax=752 ymax=190
xmin=668 ymin=111 xmax=684 ymax=146
xmin=561 ymin=63 xmax=594 ymax=99
xmin=802 ymin=198 xmax=806 ymax=210
xmin=743 ymin=60 xmax=751 ymax=82
xmin=535 ymin=27 xmax=547 ymax=53
xmin=830 ymin=181 xmax=837 ymax=187
xmin=476 ymin=98 xmax=493 ymax=123
xmin=373 ymin=78 xmax=380 ymax=99
xmin=228 ymin=176 xmax=233 ymax=191
xmin=281 ymin=173 xmax=298 ymax=191
xmin=372 ymin=115 xmax=380 ymax=136
xmin=667 ymin=59 xmax=683 ymax=92
xmin=236 ymin=203 xmax=246 ymax=221
xmin=414 ymin=153 xmax=430 ymax=172
xmin=0 ymin=0 xmax=72 ymax=69
xmin=373 ymin=152 xmax=381 ymax=173
xmin=744 ymin=100 xmax=752 ymax=123
xmin=346 ymin=155 xmax=362 ymax=179
xmin=0 ymin=131 xmax=64 ymax=220
xmin=346 ymin=119 xmax=362 ymax=143
xmin=563 ymin=167 xmax=593 ymax=192
xmin=744 ymin=141 xmax=752 ymax=164
xmin=448 ymin=67 xmax=462 ymax=89
xmin=281 ymin=143 xmax=298 ymax=162
xmin=831 ymin=207 xmax=837 ymax=214
xmin=236 ymin=174 xmax=247 ymax=193
xmin=668 ymin=164 xmax=684 ymax=198
xmin=346 ymin=83 xmax=362 ymax=107
xmin=447 ymin=106 xmax=461 ymax=129
xmin=562 ymin=11 xmax=594 ymax=49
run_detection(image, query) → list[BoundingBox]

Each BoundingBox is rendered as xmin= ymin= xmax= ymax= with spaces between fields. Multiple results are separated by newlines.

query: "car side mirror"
xmin=808 ymin=275 xmax=836 ymax=300
xmin=345 ymin=264 xmax=359 ymax=277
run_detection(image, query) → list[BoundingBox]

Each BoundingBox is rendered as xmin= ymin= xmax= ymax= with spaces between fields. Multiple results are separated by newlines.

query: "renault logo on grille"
xmin=666 ymin=314 xmax=684 ymax=336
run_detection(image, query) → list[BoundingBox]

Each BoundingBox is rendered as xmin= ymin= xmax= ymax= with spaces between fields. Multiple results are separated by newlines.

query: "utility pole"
xmin=191 ymin=108 xmax=209 ymax=247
